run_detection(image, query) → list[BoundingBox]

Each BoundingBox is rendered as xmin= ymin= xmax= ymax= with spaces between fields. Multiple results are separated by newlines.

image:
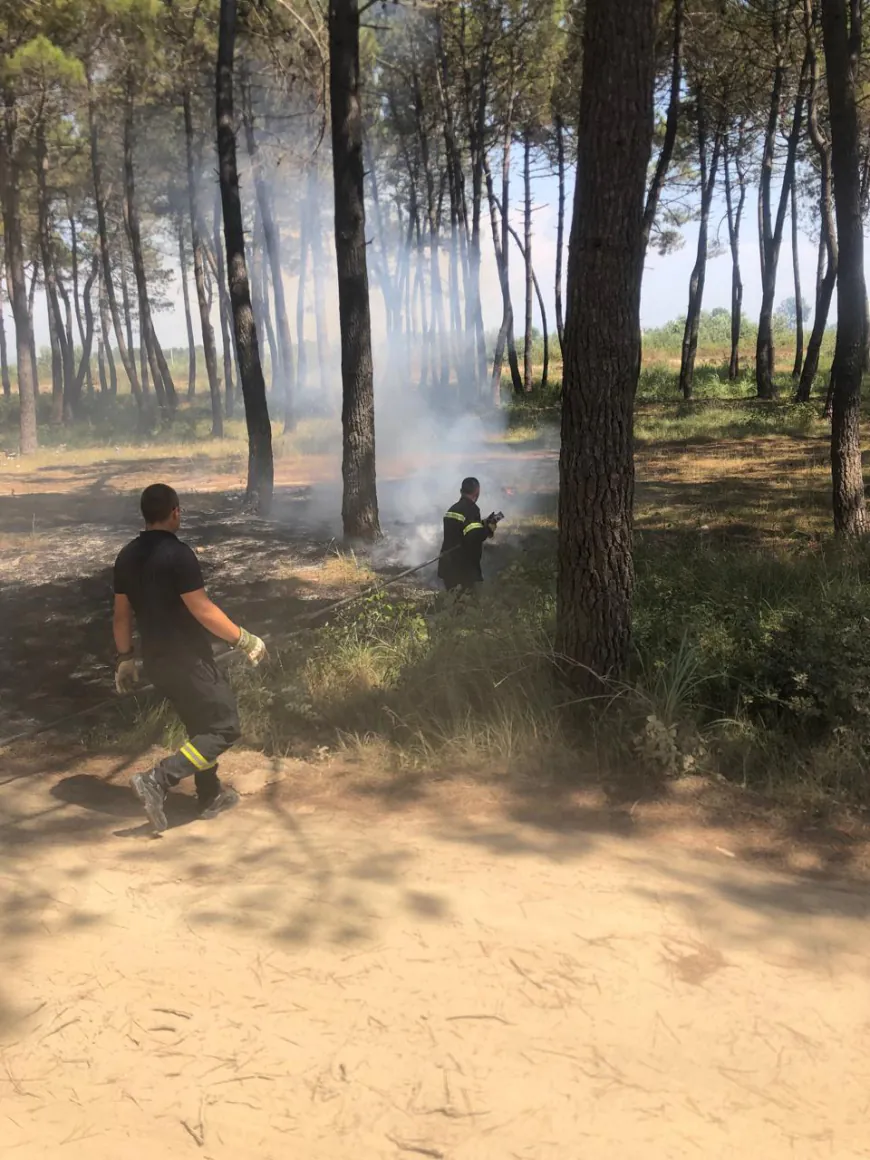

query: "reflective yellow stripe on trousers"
xmin=180 ymin=741 xmax=216 ymax=771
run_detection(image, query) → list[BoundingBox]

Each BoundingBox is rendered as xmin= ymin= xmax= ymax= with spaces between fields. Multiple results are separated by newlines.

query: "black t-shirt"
xmin=113 ymin=530 xmax=213 ymax=664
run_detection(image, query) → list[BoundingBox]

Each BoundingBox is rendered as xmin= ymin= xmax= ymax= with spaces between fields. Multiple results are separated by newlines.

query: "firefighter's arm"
xmin=113 ymin=593 xmax=134 ymax=656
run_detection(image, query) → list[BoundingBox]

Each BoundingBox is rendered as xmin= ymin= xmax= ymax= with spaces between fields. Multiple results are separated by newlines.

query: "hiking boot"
xmin=199 ymin=785 xmax=240 ymax=820
xmin=131 ymin=769 xmax=168 ymax=834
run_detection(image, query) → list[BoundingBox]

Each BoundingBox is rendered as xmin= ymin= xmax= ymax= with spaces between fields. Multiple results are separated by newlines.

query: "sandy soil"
xmin=3 ymin=755 xmax=870 ymax=1160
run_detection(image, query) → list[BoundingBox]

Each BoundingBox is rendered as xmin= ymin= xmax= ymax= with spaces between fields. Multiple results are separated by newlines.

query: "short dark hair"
xmin=141 ymin=483 xmax=180 ymax=525
xmin=461 ymin=477 xmax=480 ymax=496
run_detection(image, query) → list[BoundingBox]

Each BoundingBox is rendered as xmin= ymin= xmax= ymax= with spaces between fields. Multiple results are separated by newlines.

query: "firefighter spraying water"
xmin=438 ymin=476 xmax=504 ymax=593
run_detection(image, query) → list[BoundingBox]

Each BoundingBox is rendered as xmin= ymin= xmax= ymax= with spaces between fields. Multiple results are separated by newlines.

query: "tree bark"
xmin=124 ymin=74 xmax=176 ymax=410
xmin=241 ymin=73 xmax=296 ymax=430
xmin=555 ymin=114 xmax=566 ymax=357
xmin=68 ymin=208 xmax=93 ymax=396
xmin=182 ymin=89 xmax=222 ymax=435
xmin=217 ymin=0 xmax=273 ymax=513
xmin=791 ymin=179 xmax=804 ymax=379
xmin=679 ymin=93 xmax=721 ymax=400
xmin=177 ymin=223 xmax=197 ymax=398
xmin=329 ymin=0 xmax=380 ymax=539
xmin=722 ymin=127 xmax=747 ymax=380
xmin=1 ymin=98 xmax=38 ymax=452
xmin=556 ymin=0 xmax=658 ymax=689
xmin=821 ymin=0 xmax=866 ymax=534
xmin=87 ymin=73 xmax=141 ymax=404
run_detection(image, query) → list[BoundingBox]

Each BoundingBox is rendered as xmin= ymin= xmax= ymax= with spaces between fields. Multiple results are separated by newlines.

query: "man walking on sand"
xmin=112 ymin=483 xmax=267 ymax=833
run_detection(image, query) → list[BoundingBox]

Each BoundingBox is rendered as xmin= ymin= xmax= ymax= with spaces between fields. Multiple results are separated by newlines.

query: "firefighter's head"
xmin=461 ymin=477 xmax=480 ymax=504
xmin=141 ymin=483 xmax=181 ymax=533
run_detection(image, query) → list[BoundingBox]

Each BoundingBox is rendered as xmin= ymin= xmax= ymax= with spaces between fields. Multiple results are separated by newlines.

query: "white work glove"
xmin=115 ymin=656 xmax=139 ymax=694
xmin=236 ymin=627 xmax=268 ymax=667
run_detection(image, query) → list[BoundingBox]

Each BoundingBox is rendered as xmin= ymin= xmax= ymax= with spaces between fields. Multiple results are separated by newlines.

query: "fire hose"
xmin=0 ymin=515 xmax=504 ymax=751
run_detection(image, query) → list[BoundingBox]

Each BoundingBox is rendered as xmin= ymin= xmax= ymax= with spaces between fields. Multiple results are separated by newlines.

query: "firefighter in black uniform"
xmin=438 ymin=477 xmax=498 ymax=592
xmin=112 ymin=483 xmax=267 ymax=833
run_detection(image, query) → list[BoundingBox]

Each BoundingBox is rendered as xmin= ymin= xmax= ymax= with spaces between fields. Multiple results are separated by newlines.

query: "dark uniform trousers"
xmin=146 ymin=657 xmax=241 ymax=798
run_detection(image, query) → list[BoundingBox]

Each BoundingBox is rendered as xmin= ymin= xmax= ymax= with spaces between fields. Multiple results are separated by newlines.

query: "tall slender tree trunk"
xmin=798 ymin=0 xmax=838 ymax=402
xmin=177 ymin=224 xmax=197 ymax=398
xmin=642 ymin=0 xmax=684 ymax=253
xmin=87 ymin=72 xmax=141 ymax=405
xmin=499 ymin=99 xmax=523 ymax=395
xmin=124 ymin=75 xmax=175 ymax=411
xmin=216 ymin=0 xmax=273 ymax=512
xmin=1 ymin=99 xmax=38 ymax=452
xmin=0 ymin=265 xmax=11 ymax=398
xmin=820 ymin=0 xmax=866 ymax=534
xmin=297 ymin=179 xmax=309 ymax=393
xmin=329 ymin=0 xmax=380 ymax=539
xmin=484 ymin=153 xmax=517 ymax=400
xmin=27 ymin=264 xmax=40 ymax=399
xmin=308 ymin=166 xmax=331 ymax=394
xmin=241 ymin=73 xmax=296 ymax=430
xmin=523 ymin=129 xmax=534 ymax=391
xmin=556 ymin=0 xmax=658 ymax=689
xmin=212 ymin=185 xmax=237 ymax=418
xmin=505 ymin=219 xmax=549 ymax=390
xmin=791 ymin=179 xmax=804 ymax=379
xmin=723 ymin=129 xmax=747 ymax=380
xmin=757 ymin=41 xmax=809 ymax=398
xmin=68 ymin=208 xmax=93 ymax=396
xmin=182 ymin=90 xmax=222 ymax=435
xmin=679 ymin=94 xmax=721 ymax=399
xmin=555 ymin=114 xmax=566 ymax=357
xmin=35 ymin=125 xmax=71 ymax=423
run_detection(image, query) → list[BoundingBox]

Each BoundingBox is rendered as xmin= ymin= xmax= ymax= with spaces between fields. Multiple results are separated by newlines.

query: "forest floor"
xmin=2 ymin=410 xmax=870 ymax=1158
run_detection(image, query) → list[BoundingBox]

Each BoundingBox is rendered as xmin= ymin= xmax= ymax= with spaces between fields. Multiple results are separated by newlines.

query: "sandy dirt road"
xmin=2 ymin=757 xmax=870 ymax=1159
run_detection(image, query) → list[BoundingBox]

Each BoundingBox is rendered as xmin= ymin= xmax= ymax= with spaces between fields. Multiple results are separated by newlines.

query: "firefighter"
xmin=112 ymin=483 xmax=267 ymax=833
xmin=438 ymin=476 xmax=499 ymax=592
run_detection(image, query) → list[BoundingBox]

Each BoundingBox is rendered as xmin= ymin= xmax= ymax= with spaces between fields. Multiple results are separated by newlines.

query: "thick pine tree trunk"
xmin=183 ymin=90 xmax=222 ymax=435
xmin=68 ymin=209 xmax=93 ymax=396
xmin=216 ymin=0 xmax=273 ymax=513
xmin=1 ymin=100 xmax=38 ymax=453
xmin=329 ymin=0 xmax=380 ymax=539
xmin=87 ymin=74 xmax=141 ymax=404
xmin=556 ymin=0 xmax=658 ymax=689
xmin=821 ymin=0 xmax=866 ymax=534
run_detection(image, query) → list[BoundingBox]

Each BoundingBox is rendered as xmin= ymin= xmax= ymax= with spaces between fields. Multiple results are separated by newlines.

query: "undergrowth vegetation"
xmin=207 ymin=534 xmax=870 ymax=812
